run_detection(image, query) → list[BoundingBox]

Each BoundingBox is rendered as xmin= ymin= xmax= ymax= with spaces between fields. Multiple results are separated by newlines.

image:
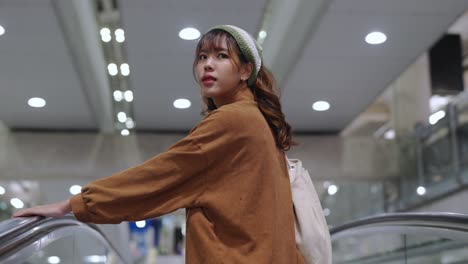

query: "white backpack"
xmin=286 ymin=157 xmax=332 ymax=264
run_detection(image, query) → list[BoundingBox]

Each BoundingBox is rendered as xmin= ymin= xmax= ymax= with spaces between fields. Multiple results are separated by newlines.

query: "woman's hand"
xmin=12 ymin=199 xmax=72 ymax=218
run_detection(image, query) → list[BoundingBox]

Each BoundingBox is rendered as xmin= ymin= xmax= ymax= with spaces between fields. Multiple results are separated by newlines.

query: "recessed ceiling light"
xmin=100 ymin=27 xmax=111 ymax=42
xmin=107 ymin=63 xmax=118 ymax=76
xmin=312 ymin=101 xmax=330 ymax=111
xmin=28 ymin=97 xmax=46 ymax=108
xmin=113 ymin=90 xmax=123 ymax=101
xmin=101 ymin=35 xmax=111 ymax=42
xmin=429 ymin=110 xmax=445 ymax=125
xmin=84 ymin=256 xmax=107 ymax=263
xmin=416 ymin=186 xmax=426 ymax=196
xmin=10 ymin=198 xmax=24 ymax=209
xmin=136 ymin=220 xmax=146 ymax=228
xmin=173 ymin=99 xmax=191 ymax=109
xmin=121 ymin=129 xmax=130 ymax=136
xmin=0 ymin=25 xmax=5 ymax=36
xmin=0 ymin=186 xmax=5 ymax=195
xmin=365 ymin=31 xmax=387 ymax=45
xmin=69 ymin=185 xmax=82 ymax=195
xmin=328 ymin=185 xmax=338 ymax=195
xmin=384 ymin=129 xmax=395 ymax=140
xmin=179 ymin=27 xmax=200 ymax=40
xmin=120 ymin=63 xmax=130 ymax=76
xmin=115 ymin=28 xmax=125 ymax=43
xmin=124 ymin=90 xmax=133 ymax=102
xmin=258 ymin=30 xmax=267 ymax=39
xmin=126 ymin=118 xmax=135 ymax=129
xmin=100 ymin=28 xmax=110 ymax=35
xmin=47 ymin=256 xmax=60 ymax=264
xmin=117 ymin=112 xmax=127 ymax=123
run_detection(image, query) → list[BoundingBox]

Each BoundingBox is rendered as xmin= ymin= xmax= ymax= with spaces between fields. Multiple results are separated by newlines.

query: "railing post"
xmin=447 ymin=103 xmax=461 ymax=184
xmin=414 ymin=123 xmax=425 ymax=194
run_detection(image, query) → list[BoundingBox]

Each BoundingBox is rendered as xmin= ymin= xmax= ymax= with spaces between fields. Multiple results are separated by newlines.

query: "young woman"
xmin=14 ymin=25 xmax=304 ymax=263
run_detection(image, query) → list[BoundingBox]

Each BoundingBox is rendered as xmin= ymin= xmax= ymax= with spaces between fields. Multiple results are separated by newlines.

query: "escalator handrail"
xmin=330 ymin=212 xmax=468 ymax=239
xmin=0 ymin=216 xmax=41 ymax=238
xmin=0 ymin=215 xmax=126 ymax=263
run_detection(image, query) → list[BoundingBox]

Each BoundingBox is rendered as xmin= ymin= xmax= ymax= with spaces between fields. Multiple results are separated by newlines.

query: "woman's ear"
xmin=241 ymin=62 xmax=254 ymax=81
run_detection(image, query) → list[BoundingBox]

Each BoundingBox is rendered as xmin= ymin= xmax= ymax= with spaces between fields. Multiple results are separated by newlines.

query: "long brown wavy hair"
xmin=193 ymin=29 xmax=296 ymax=151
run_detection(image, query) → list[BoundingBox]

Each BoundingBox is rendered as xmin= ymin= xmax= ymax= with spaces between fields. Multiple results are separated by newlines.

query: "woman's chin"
xmin=201 ymin=90 xmax=218 ymax=98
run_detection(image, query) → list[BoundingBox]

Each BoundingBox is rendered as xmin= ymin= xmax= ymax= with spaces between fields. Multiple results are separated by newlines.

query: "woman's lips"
xmin=202 ymin=77 xmax=216 ymax=87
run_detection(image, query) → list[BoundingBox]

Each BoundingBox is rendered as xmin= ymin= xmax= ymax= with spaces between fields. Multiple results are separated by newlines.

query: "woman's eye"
xmin=218 ymin=53 xmax=229 ymax=59
xmin=199 ymin=54 xmax=207 ymax=60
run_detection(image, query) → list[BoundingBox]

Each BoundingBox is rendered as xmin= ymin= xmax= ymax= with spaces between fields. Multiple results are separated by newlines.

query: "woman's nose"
xmin=204 ymin=58 xmax=214 ymax=71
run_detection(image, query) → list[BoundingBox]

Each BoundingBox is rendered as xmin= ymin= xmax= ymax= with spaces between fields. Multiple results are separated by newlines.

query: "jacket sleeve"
xmin=70 ymin=110 xmax=234 ymax=224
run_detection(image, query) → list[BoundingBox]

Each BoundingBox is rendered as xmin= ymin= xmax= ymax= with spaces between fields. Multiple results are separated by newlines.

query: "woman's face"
xmin=195 ymin=37 xmax=251 ymax=103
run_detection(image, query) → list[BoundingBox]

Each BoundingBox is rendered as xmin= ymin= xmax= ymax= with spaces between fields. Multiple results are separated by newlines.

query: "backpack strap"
xmin=285 ymin=154 xmax=292 ymax=170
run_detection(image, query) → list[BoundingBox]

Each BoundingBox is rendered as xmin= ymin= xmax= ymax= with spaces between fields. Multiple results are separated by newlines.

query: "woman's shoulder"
xmin=212 ymin=101 xmax=259 ymax=121
xmin=195 ymin=101 xmax=261 ymax=132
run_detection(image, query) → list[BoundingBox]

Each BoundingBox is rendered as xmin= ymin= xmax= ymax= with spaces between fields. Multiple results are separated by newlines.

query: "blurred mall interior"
xmin=1 ymin=0 xmax=468 ymax=263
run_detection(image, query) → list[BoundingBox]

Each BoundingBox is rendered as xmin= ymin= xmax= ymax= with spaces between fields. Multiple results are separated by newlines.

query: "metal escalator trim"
xmin=330 ymin=212 xmax=468 ymax=264
xmin=1 ymin=225 xmax=85 ymax=264
xmin=0 ymin=215 xmax=125 ymax=263
xmin=330 ymin=212 xmax=468 ymax=239
xmin=0 ymin=216 xmax=42 ymax=238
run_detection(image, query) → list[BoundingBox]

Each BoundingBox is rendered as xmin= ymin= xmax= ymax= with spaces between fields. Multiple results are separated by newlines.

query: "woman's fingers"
xmin=12 ymin=200 xmax=71 ymax=218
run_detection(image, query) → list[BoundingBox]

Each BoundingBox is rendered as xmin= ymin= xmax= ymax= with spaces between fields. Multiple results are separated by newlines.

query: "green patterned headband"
xmin=208 ymin=25 xmax=263 ymax=86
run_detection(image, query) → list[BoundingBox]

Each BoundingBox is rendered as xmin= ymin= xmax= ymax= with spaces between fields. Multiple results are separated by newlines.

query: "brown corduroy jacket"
xmin=70 ymin=97 xmax=305 ymax=264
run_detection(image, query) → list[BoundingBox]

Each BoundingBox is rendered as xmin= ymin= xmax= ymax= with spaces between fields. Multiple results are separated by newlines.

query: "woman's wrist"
xmin=62 ymin=199 xmax=72 ymax=215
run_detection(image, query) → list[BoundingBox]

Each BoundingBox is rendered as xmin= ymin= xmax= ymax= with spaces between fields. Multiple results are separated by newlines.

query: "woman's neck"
xmin=213 ymin=84 xmax=254 ymax=108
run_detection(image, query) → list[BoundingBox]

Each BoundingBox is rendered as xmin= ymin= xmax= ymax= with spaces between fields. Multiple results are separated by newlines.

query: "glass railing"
xmin=330 ymin=212 xmax=468 ymax=264
xmin=319 ymin=180 xmax=387 ymax=227
xmin=0 ymin=215 xmax=126 ymax=264
xmin=397 ymin=95 xmax=468 ymax=209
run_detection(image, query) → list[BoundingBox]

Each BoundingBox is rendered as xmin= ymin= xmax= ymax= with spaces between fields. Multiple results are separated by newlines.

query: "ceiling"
xmin=0 ymin=0 xmax=467 ymax=133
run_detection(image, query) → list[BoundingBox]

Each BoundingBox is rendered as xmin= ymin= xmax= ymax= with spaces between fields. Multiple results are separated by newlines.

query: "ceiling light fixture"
xmin=136 ymin=220 xmax=146 ymax=228
xmin=113 ymin=90 xmax=123 ymax=102
xmin=416 ymin=186 xmax=426 ymax=196
xmin=100 ymin=27 xmax=111 ymax=42
xmin=0 ymin=25 xmax=5 ymax=36
xmin=126 ymin=118 xmax=135 ymax=129
xmin=107 ymin=63 xmax=118 ymax=76
xmin=121 ymin=129 xmax=130 ymax=136
xmin=120 ymin=63 xmax=130 ymax=76
xmin=258 ymin=30 xmax=267 ymax=39
xmin=365 ymin=31 xmax=387 ymax=45
xmin=117 ymin=112 xmax=127 ymax=123
xmin=429 ymin=110 xmax=445 ymax=125
xmin=115 ymin=28 xmax=125 ymax=43
xmin=69 ymin=185 xmax=82 ymax=195
xmin=28 ymin=97 xmax=46 ymax=108
xmin=312 ymin=101 xmax=330 ymax=111
xmin=179 ymin=27 xmax=200 ymax=40
xmin=10 ymin=198 xmax=24 ymax=209
xmin=47 ymin=256 xmax=61 ymax=264
xmin=124 ymin=90 xmax=133 ymax=102
xmin=0 ymin=186 xmax=5 ymax=195
xmin=173 ymin=99 xmax=191 ymax=109
xmin=384 ymin=129 xmax=395 ymax=140
xmin=100 ymin=28 xmax=110 ymax=35
xmin=84 ymin=256 xmax=107 ymax=263
xmin=328 ymin=185 xmax=338 ymax=195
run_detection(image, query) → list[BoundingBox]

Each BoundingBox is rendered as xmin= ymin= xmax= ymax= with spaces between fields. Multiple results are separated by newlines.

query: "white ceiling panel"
xmin=0 ymin=0 xmax=467 ymax=133
xmin=120 ymin=0 xmax=267 ymax=130
xmin=282 ymin=0 xmax=468 ymax=132
xmin=0 ymin=1 xmax=96 ymax=130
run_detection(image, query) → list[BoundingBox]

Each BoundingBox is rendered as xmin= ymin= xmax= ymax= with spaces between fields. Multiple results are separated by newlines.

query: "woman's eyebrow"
xmin=200 ymin=47 xmax=228 ymax=53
